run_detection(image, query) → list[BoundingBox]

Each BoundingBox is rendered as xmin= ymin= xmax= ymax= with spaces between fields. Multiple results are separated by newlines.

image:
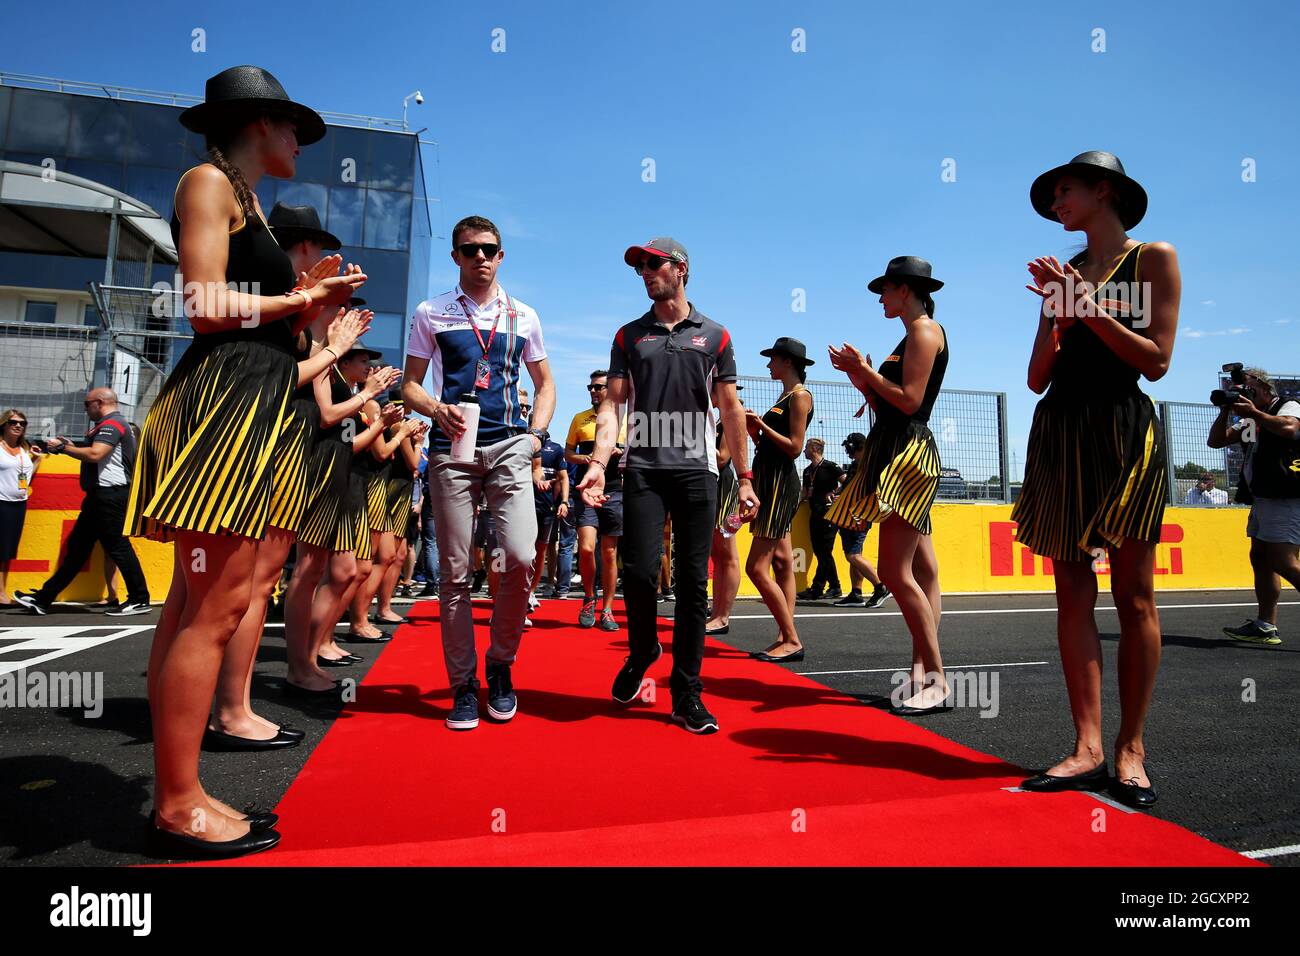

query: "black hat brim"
xmin=178 ymin=98 xmax=327 ymax=146
xmin=1030 ymin=161 xmax=1148 ymax=230
xmin=867 ymin=274 xmax=943 ymax=295
xmin=759 ymin=347 xmax=814 ymax=367
xmin=339 ymin=347 xmax=383 ymax=363
xmin=272 ymin=225 xmax=342 ymax=251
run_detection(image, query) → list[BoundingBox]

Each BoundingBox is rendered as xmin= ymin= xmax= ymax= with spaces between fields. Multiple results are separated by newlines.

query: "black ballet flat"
xmin=147 ymin=820 xmax=281 ymax=858
xmin=1109 ymin=775 xmax=1158 ymax=809
xmin=372 ymin=614 xmax=408 ymax=625
xmin=278 ymin=726 xmax=306 ymax=741
xmin=1020 ymin=762 xmax=1110 ymax=792
xmin=341 ymin=653 xmax=364 ymax=664
xmin=149 ymin=808 xmax=277 ymax=834
xmin=202 ymin=727 xmax=303 ymax=752
xmin=283 ymin=679 xmax=341 ymax=698
xmin=317 ymin=655 xmax=353 ymax=668
xmin=343 ymin=631 xmax=392 ymax=644
xmin=705 ymin=624 xmax=730 ymax=636
xmin=754 ymin=648 xmax=805 ymax=663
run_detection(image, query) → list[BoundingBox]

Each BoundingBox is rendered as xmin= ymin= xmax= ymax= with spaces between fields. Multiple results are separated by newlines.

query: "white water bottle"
xmin=449 ymin=392 xmax=480 ymax=462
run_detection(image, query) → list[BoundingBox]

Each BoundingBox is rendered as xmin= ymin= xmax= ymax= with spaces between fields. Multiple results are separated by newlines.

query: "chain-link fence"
xmin=736 ymin=376 xmax=1010 ymax=501
xmin=1159 ymin=401 xmax=1238 ymax=505
xmin=0 ymin=284 xmax=190 ymax=438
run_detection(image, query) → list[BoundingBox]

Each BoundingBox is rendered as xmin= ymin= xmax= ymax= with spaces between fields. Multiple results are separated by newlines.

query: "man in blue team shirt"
xmin=402 ymin=216 xmax=555 ymax=731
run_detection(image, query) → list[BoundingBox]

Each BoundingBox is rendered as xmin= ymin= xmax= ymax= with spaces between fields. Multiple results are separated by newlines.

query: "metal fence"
xmin=735 ymin=376 xmax=1010 ymax=502
xmin=0 ymin=284 xmax=190 ymax=439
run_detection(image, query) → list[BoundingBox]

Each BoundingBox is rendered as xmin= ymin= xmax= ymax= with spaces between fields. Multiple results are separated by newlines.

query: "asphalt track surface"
xmin=0 ymin=588 xmax=1296 ymax=867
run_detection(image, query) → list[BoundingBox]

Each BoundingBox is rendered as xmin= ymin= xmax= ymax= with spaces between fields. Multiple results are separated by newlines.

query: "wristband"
xmin=737 ymin=471 xmax=753 ymax=481
xmin=321 ymin=346 xmax=339 ymax=364
xmin=587 ymin=459 xmax=606 ymax=471
xmin=289 ymin=288 xmax=313 ymax=311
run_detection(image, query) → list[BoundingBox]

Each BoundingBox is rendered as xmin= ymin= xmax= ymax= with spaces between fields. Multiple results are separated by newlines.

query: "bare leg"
xmin=0 ymin=560 xmax=11 ymax=604
xmin=577 ymin=525 xmax=597 ymax=598
xmin=878 ymin=515 xmax=946 ymax=708
xmin=600 ymin=536 xmax=620 ymax=613
xmin=1044 ymin=558 xmax=1105 ymax=777
xmin=349 ymin=532 xmax=392 ymax=638
xmin=285 ymin=542 xmax=333 ymax=689
xmin=1109 ymin=539 xmax=1162 ymax=789
xmin=150 ymin=531 xmax=258 ymax=842
xmin=746 ymin=535 xmax=801 ymax=652
xmin=305 ymin=551 xmax=358 ymax=683
xmin=707 ymin=530 xmax=740 ymax=629
xmin=375 ymin=538 xmax=406 ymax=621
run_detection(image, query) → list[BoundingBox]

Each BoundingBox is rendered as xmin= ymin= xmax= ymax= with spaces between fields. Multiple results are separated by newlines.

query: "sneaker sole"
xmin=1224 ymin=629 xmax=1282 ymax=645
xmin=106 ymin=607 xmax=152 ymax=617
xmin=487 ymin=702 xmax=517 ymax=721
xmin=670 ymin=713 xmax=719 ymax=734
xmin=445 ymin=717 xmax=480 ymax=730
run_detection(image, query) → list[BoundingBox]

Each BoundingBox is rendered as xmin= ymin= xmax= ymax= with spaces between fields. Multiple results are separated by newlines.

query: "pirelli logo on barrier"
xmin=989 ymin=521 xmax=1185 ymax=577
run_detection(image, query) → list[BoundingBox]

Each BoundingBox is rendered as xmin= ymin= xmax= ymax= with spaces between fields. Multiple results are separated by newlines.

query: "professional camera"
xmin=1210 ymin=362 xmax=1256 ymax=407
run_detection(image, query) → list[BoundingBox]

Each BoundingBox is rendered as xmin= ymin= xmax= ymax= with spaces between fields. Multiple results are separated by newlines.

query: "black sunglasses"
xmin=634 ymin=256 xmax=670 ymax=275
xmin=457 ymin=242 xmax=500 ymax=259
xmin=5 ymin=420 xmax=27 ymax=427
xmin=587 ymin=383 xmax=607 ymax=391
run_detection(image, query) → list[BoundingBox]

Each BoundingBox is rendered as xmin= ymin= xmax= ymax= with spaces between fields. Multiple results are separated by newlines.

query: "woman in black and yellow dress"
xmin=127 ymin=66 xmax=366 ymax=857
xmin=1014 ymin=152 xmax=1179 ymax=809
xmin=706 ymin=406 xmax=742 ymax=637
xmin=826 ymin=256 xmax=949 ymax=714
xmin=373 ymin=420 xmax=428 ymax=625
xmin=283 ymin=327 xmax=400 ymax=692
xmin=744 ymin=339 xmax=814 ymax=662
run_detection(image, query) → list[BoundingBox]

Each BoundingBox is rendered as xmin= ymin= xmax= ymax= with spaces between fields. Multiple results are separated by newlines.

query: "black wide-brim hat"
xmin=339 ymin=341 xmax=383 ymax=363
xmin=867 ymin=256 xmax=943 ymax=295
xmin=1030 ymin=150 xmax=1147 ymax=230
xmin=179 ymin=65 xmax=326 ymax=146
xmin=268 ymin=202 xmax=341 ymax=250
xmin=759 ymin=336 xmax=814 ymax=366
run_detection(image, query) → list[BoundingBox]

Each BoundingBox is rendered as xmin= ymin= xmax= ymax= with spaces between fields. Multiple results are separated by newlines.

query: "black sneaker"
xmin=671 ymin=694 xmax=719 ymax=734
xmin=13 ymin=591 xmax=49 ymax=615
xmin=864 ymin=584 xmax=892 ymax=609
xmin=418 ymin=582 xmax=439 ymax=598
xmin=470 ymin=570 xmax=486 ymax=594
xmin=833 ymin=591 xmax=866 ymax=608
xmin=611 ymin=642 xmax=662 ymax=704
xmin=106 ymin=601 xmax=152 ymax=617
xmin=485 ymin=663 xmax=517 ymax=721
xmin=823 ymin=589 xmax=843 ymax=600
xmin=796 ymin=587 xmax=824 ymax=601
xmin=446 ymin=678 xmax=480 ymax=730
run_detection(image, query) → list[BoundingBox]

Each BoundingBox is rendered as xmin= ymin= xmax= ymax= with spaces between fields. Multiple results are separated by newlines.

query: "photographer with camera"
xmin=1208 ymin=365 xmax=1300 ymax=645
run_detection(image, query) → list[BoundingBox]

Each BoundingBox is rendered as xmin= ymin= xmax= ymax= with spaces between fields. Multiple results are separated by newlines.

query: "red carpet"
xmin=206 ymin=600 xmax=1256 ymax=867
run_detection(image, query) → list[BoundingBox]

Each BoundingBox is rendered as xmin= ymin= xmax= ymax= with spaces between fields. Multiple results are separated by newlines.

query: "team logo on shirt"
xmin=691 ymin=335 xmax=708 ymax=347
xmin=635 ymin=335 xmax=659 ymax=345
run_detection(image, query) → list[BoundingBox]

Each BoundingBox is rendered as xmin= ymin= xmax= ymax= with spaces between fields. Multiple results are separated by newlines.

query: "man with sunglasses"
xmin=578 ymin=237 xmax=758 ymax=734
xmin=15 ymin=388 xmax=151 ymax=616
xmin=402 ymin=216 xmax=555 ymax=731
xmin=565 ymin=371 xmax=626 ymax=631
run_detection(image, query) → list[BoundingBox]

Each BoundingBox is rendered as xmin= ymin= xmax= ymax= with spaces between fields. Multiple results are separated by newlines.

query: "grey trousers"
xmin=428 ymin=433 xmax=537 ymax=688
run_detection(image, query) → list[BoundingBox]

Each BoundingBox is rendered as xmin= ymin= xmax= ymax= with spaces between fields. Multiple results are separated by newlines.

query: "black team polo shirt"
xmin=608 ymin=305 xmax=737 ymax=476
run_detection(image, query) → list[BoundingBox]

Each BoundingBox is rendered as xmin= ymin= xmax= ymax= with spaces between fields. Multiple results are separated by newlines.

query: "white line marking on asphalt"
xmin=729 ymin=600 xmax=1300 ymax=621
xmin=0 ymin=625 xmax=153 ymax=674
xmin=797 ymin=660 xmax=1051 ymax=676
xmin=1242 ymin=844 xmax=1300 ymax=859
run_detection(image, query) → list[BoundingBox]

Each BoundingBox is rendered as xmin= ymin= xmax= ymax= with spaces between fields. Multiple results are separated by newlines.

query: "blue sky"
xmin=11 ymin=0 xmax=1298 ymax=475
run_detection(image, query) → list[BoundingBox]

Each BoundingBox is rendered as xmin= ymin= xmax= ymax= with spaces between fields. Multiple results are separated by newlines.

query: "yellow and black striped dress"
xmin=127 ymin=194 xmax=301 ymax=541
xmin=364 ymin=423 xmax=396 ymax=535
xmin=714 ymin=424 xmax=739 ymax=533
xmin=298 ymin=367 xmax=356 ymax=552
xmin=1011 ymin=243 xmax=1166 ymax=560
xmin=826 ymin=323 xmax=948 ymax=535
xmin=266 ymin=328 xmax=318 ymax=533
xmin=751 ymin=385 xmax=812 ymax=539
xmin=342 ymin=407 xmax=374 ymax=562
xmin=386 ymin=439 xmax=416 ymax=539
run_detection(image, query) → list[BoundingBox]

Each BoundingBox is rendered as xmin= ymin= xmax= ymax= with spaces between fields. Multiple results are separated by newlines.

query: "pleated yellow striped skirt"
xmin=366 ymin=472 xmax=393 ymax=534
xmin=715 ymin=466 xmax=739 ymax=532
xmin=385 ymin=475 xmax=414 ymax=537
xmin=126 ymin=340 xmax=296 ymax=541
xmin=1011 ymin=390 xmax=1167 ymax=561
xmin=266 ymin=397 xmax=316 ymax=534
xmin=825 ymin=422 xmax=941 ymax=535
xmin=750 ymin=458 xmax=801 ymax=539
xmin=336 ymin=469 xmax=372 ymax=561
xmin=298 ymin=437 xmax=351 ymax=551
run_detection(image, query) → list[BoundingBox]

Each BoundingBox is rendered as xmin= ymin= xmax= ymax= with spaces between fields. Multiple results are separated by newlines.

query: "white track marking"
xmin=0 ymin=625 xmax=152 ymax=674
xmin=797 ymin=660 xmax=1051 ymax=676
xmin=1242 ymin=844 xmax=1300 ymax=859
xmin=728 ymin=600 xmax=1300 ymax=621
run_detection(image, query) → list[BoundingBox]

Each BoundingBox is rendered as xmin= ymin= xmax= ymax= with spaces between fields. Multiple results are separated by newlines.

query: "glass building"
xmin=0 ymin=73 xmax=432 ymax=364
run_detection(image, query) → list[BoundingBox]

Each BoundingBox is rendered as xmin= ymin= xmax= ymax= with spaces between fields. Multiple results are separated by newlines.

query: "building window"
xmin=83 ymin=302 xmax=101 ymax=327
xmin=364 ymin=189 xmax=412 ymax=252
xmin=24 ymin=301 xmax=58 ymax=324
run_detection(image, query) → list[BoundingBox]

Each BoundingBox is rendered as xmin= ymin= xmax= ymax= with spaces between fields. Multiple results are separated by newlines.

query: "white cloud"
xmin=1201 ymin=299 xmax=1216 ymax=307
xmin=1275 ymin=318 xmax=1293 ymax=325
xmin=1181 ymin=327 xmax=1251 ymax=338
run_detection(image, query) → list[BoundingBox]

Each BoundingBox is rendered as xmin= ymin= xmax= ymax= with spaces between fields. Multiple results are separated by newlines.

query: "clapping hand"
xmin=298 ymin=254 xmax=342 ymax=290
xmin=325 ymin=309 xmax=372 ymax=356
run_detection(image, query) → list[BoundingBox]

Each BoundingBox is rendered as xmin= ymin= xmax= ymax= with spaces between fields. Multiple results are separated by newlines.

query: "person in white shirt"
xmin=1183 ymin=473 xmax=1228 ymax=505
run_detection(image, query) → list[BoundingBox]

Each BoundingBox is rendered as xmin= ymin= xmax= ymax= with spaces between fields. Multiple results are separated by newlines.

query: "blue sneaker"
xmin=446 ymin=678 xmax=480 ymax=730
xmin=485 ymin=662 xmax=517 ymax=721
